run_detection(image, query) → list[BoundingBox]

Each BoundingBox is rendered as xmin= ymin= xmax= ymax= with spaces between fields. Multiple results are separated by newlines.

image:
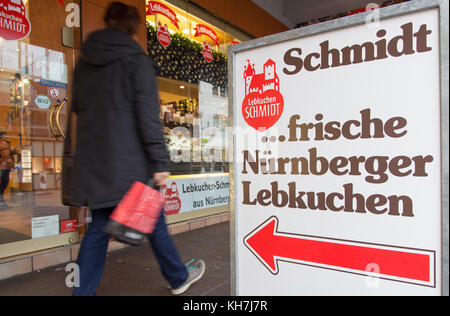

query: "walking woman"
xmin=64 ymin=2 xmax=205 ymax=296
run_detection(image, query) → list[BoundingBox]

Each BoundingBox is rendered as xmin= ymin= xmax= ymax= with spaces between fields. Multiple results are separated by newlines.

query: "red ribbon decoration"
xmin=146 ymin=1 xmax=179 ymax=29
xmin=194 ymin=24 xmax=219 ymax=46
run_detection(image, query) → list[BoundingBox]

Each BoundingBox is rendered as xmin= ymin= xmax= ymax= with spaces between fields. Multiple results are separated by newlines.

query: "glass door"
xmin=0 ymin=0 xmax=81 ymax=258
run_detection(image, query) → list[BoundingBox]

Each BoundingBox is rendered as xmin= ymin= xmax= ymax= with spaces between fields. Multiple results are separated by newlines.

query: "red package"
xmin=61 ymin=219 xmax=78 ymax=233
xmin=104 ymin=182 xmax=164 ymax=246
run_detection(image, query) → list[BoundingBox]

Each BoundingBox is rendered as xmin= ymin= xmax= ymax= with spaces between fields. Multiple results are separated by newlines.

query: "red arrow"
xmin=244 ymin=217 xmax=435 ymax=286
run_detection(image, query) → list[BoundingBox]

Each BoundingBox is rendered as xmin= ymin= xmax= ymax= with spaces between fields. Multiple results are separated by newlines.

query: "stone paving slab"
xmin=0 ymin=222 xmax=231 ymax=296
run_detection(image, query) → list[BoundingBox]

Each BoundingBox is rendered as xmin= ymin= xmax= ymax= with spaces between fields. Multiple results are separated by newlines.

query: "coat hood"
xmin=81 ymin=28 xmax=144 ymax=66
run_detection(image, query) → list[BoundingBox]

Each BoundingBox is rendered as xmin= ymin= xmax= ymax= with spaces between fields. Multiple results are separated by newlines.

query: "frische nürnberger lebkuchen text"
xmin=241 ymin=109 xmax=435 ymax=218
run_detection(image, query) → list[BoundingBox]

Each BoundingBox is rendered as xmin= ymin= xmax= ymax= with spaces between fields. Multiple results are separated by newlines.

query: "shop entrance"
xmin=0 ymin=0 xmax=81 ymax=258
xmin=0 ymin=0 xmax=150 ymax=260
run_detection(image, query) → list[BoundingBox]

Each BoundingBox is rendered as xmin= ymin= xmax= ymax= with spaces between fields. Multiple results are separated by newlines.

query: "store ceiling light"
xmin=180 ymin=85 xmax=185 ymax=89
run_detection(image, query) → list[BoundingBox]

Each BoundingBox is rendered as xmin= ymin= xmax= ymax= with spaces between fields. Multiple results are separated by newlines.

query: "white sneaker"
xmin=172 ymin=259 xmax=206 ymax=295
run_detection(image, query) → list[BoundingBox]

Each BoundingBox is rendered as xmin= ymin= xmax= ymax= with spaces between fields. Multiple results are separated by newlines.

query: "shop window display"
xmin=145 ymin=0 xmax=239 ymax=217
xmin=148 ymin=25 xmax=228 ymax=87
xmin=147 ymin=0 xmax=239 ymax=177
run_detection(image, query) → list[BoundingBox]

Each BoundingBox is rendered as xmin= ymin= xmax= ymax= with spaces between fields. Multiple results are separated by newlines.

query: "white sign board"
xmin=32 ymin=215 xmax=60 ymax=239
xmin=232 ymin=7 xmax=443 ymax=296
xmin=163 ymin=174 xmax=230 ymax=215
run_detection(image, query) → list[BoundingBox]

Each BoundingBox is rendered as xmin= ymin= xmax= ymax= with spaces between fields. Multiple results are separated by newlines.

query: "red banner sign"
xmin=157 ymin=22 xmax=171 ymax=48
xmin=202 ymin=41 xmax=213 ymax=63
xmin=195 ymin=24 xmax=219 ymax=46
xmin=0 ymin=0 xmax=31 ymax=41
xmin=146 ymin=1 xmax=179 ymax=29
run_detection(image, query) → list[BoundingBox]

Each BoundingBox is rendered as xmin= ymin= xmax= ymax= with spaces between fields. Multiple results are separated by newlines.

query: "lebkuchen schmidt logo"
xmin=242 ymin=59 xmax=284 ymax=131
xmin=202 ymin=41 xmax=213 ymax=63
xmin=162 ymin=182 xmax=182 ymax=215
xmin=157 ymin=22 xmax=171 ymax=48
xmin=0 ymin=0 xmax=31 ymax=41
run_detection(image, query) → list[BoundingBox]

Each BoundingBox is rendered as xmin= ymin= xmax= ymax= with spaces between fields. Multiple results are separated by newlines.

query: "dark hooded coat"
xmin=65 ymin=28 xmax=168 ymax=209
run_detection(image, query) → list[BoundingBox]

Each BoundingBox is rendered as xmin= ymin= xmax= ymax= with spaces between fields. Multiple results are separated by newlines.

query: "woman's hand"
xmin=153 ymin=172 xmax=170 ymax=186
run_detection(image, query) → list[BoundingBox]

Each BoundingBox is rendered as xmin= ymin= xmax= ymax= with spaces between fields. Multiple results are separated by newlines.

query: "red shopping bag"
xmin=103 ymin=181 xmax=164 ymax=246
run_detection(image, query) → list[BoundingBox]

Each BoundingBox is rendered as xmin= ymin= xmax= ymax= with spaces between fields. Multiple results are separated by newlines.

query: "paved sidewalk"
xmin=0 ymin=222 xmax=230 ymax=296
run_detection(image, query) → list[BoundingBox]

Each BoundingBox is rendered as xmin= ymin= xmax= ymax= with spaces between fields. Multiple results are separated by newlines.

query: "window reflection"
xmin=0 ymin=0 xmax=74 ymax=248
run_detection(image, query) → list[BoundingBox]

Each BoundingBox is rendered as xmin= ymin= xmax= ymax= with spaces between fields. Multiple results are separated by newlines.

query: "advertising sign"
xmin=195 ymin=24 xmax=219 ymax=46
xmin=39 ymin=79 xmax=68 ymax=89
xmin=0 ymin=0 xmax=31 ymax=41
xmin=202 ymin=41 xmax=213 ymax=63
xmin=231 ymin=3 xmax=447 ymax=296
xmin=157 ymin=22 xmax=171 ymax=48
xmin=163 ymin=174 xmax=230 ymax=215
xmin=146 ymin=1 xmax=179 ymax=29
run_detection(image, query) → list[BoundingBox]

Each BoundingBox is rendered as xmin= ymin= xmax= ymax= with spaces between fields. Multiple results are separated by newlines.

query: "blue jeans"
xmin=0 ymin=169 xmax=10 ymax=197
xmin=73 ymin=207 xmax=188 ymax=296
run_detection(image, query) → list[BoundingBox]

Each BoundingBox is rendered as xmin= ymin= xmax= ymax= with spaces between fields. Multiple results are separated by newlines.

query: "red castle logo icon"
xmin=244 ymin=59 xmax=280 ymax=96
xmin=242 ymin=59 xmax=284 ymax=131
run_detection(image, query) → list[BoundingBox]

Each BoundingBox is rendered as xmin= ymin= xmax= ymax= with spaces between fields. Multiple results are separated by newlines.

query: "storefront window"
xmin=147 ymin=0 xmax=239 ymax=217
xmin=147 ymin=0 xmax=237 ymax=173
xmin=0 ymin=0 xmax=79 ymax=253
xmin=0 ymin=0 xmax=244 ymax=257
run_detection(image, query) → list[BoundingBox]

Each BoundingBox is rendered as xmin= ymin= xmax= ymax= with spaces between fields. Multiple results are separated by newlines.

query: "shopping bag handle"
xmin=147 ymin=179 xmax=161 ymax=191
